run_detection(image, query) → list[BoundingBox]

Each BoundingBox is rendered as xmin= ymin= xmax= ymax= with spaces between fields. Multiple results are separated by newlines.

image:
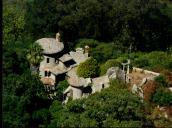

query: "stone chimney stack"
xmin=56 ymin=32 xmax=60 ymax=42
xmin=84 ymin=45 xmax=89 ymax=54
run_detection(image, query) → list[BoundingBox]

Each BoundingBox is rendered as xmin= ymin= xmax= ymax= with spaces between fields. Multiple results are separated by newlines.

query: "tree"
xmin=25 ymin=0 xmax=64 ymax=38
xmin=3 ymin=0 xmax=26 ymax=43
xmin=152 ymin=88 xmax=172 ymax=106
xmin=3 ymin=70 xmax=50 ymax=128
xmin=26 ymin=43 xmax=44 ymax=73
xmin=77 ymin=57 xmax=100 ymax=78
xmin=48 ymin=79 xmax=152 ymax=127
xmin=100 ymin=59 xmax=121 ymax=75
xmin=155 ymin=75 xmax=168 ymax=87
xmin=54 ymin=80 xmax=69 ymax=101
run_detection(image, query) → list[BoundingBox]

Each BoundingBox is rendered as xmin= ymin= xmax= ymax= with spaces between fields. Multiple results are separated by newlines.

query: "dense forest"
xmin=3 ymin=0 xmax=172 ymax=127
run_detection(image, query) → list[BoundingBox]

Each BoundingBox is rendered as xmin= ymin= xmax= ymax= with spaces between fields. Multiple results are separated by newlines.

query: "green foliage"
xmin=3 ymin=0 xmax=172 ymax=127
xmin=100 ymin=59 xmax=121 ymax=75
xmin=77 ymin=57 xmax=100 ymax=78
xmin=155 ymin=75 xmax=168 ymax=87
xmin=130 ymin=51 xmax=172 ymax=71
xmin=3 ymin=70 xmax=50 ymax=128
xmin=76 ymin=40 xmax=123 ymax=63
xmin=26 ymin=43 xmax=44 ymax=66
xmin=134 ymin=57 xmax=150 ymax=68
xmin=90 ymin=43 xmax=122 ymax=63
xmin=3 ymin=0 xmax=26 ymax=43
xmin=3 ymin=44 xmax=29 ymax=76
xmin=48 ymin=79 xmax=148 ymax=127
xmin=24 ymin=0 xmax=172 ymax=51
xmin=103 ymin=118 xmax=141 ymax=128
xmin=109 ymin=79 xmax=126 ymax=90
xmin=152 ymin=88 xmax=172 ymax=106
xmin=55 ymin=80 xmax=69 ymax=101
xmin=75 ymin=38 xmax=99 ymax=48
xmin=66 ymin=99 xmax=85 ymax=113
xmin=32 ymin=108 xmax=50 ymax=127
xmin=25 ymin=0 xmax=62 ymax=38
xmin=116 ymin=56 xmax=128 ymax=63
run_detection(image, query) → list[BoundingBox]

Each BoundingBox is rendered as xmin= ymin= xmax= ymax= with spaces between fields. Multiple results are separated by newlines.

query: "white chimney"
xmin=56 ymin=32 xmax=60 ymax=42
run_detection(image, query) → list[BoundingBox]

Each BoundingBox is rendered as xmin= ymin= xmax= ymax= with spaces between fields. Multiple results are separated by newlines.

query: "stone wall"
xmin=132 ymin=67 xmax=160 ymax=76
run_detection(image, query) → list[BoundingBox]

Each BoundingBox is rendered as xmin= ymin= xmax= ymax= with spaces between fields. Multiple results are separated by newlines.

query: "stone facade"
xmin=36 ymin=33 xmax=89 ymax=91
xmin=35 ymin=33 xmax=162 ymax=103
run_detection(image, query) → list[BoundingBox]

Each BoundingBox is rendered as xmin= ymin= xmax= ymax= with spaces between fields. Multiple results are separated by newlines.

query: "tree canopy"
xmin=3 ymin=0 xmax=172 ymax=127
xmin=77 ymin=57 xmax=100 ymax=78
xmin=48 ymin=79 xmax=153 ymax=127
xmin=23 ymin=0 xmax=172 ymax=51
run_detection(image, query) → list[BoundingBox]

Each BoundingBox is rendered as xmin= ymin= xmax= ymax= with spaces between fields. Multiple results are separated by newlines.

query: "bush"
xmin=75 ymin=38 xmax=99 ymax=48
xmin=55 ymin=80 xmax=69 ymax=101
xmin=77 ymin=57 xmax=100 ymax=78
xmin=132 ymin=51 xmax=172 ymax=71
xmin=152 ymin=88 xmax=172 ymax=106
xmin=115 ymin=56 xmax=128 ymax=63
xmin=91 ymin=43 xmax=122 ymax=63
xmin=134 ymin=57 xmax=149 ymax=68
xmin=100 ymin=59 xmax=121 ymax=75
xmin=155 ymin=75 xmax=168 ymax=87
xmin=109 ymin=79 xmax=126 ymax=89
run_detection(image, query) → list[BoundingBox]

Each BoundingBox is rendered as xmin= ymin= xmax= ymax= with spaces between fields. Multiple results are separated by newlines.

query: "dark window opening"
xmin=82 ymin=86 xmax=92 ymax=94
xmin=55 ymin=73 xmax=66 ymax=83
xmin=45 ymin=71 xmax=48 ymax=76
xmin=102 ymin=84 xmax=104 ymax=89
xmin=47 ymin=58 xmax=49 ymax=63
xmin=64 ymin=59 xmax=76 ymax=68
xmin=48 ymin=72 xmax=51 ymax=77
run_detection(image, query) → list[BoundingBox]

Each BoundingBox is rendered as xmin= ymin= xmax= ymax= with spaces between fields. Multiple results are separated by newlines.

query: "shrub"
xmin=66 ymin=99 xmax=85 ymax=113
xmin=152 ymin=88 xmax=172 ymax=106
xmin=55 ymin=80 xmax=69 ymax=101
xmin=116 ymin=56 xmax=128 ymax=63
xmin=75 ymin=38 xmax=99 ymax=48
xmin=132 ymin=51 xmax=172 ymax=71
xmin=90 ymin=43 xmax=116 ymax=63
xmin=77 ymin=57 xmax=100 ymax=78
xmin=155 ymin=75 xmax=168 ymax=87
xmin=109 ymin=79 xmax=126 ymax=89
xmin=100 ymin=59 xmax=120 ymax=75
xmin=134 ymin=57 xmax=149 ymax=68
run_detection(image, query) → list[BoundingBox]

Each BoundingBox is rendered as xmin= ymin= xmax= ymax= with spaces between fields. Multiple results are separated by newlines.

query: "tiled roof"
xmin=59 ymin=53 xmax=73 ymax=62
xmin=66 ymin=67 xmax=88 ymax=87
xmin=36 ymin=38 xmax=64 ymax=54
xmin=40 ymin=63 xmax=67 ymax=75
xmin=67 ymin=76 xmax=86 ymax=87
xmin=69 ymin=51 xmax=89 ymax=64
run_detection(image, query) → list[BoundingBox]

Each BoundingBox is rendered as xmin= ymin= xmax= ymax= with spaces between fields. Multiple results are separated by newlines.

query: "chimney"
xmin=84 ymin=45 xmax=89 ymax=54
xmin=56 ymin=32 xmax=60 ymax=42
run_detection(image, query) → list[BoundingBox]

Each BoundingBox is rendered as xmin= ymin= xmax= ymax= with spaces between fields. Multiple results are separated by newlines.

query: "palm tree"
xmin=26 ymin=42 xmax=44 ymax=73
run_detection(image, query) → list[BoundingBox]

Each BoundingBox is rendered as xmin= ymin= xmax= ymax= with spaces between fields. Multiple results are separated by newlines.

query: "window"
xmin=45 ymin=71 xmax=51 ymax=77
xmin=102 ymin=84 xmax=105 ymax=89
xmin=45 ymin=71 xmax=48 ymax=76
xmin=47 ymin=58 xmax=49 ymax=63
xmin=48 ymin=72 xmax=51 ymax=77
